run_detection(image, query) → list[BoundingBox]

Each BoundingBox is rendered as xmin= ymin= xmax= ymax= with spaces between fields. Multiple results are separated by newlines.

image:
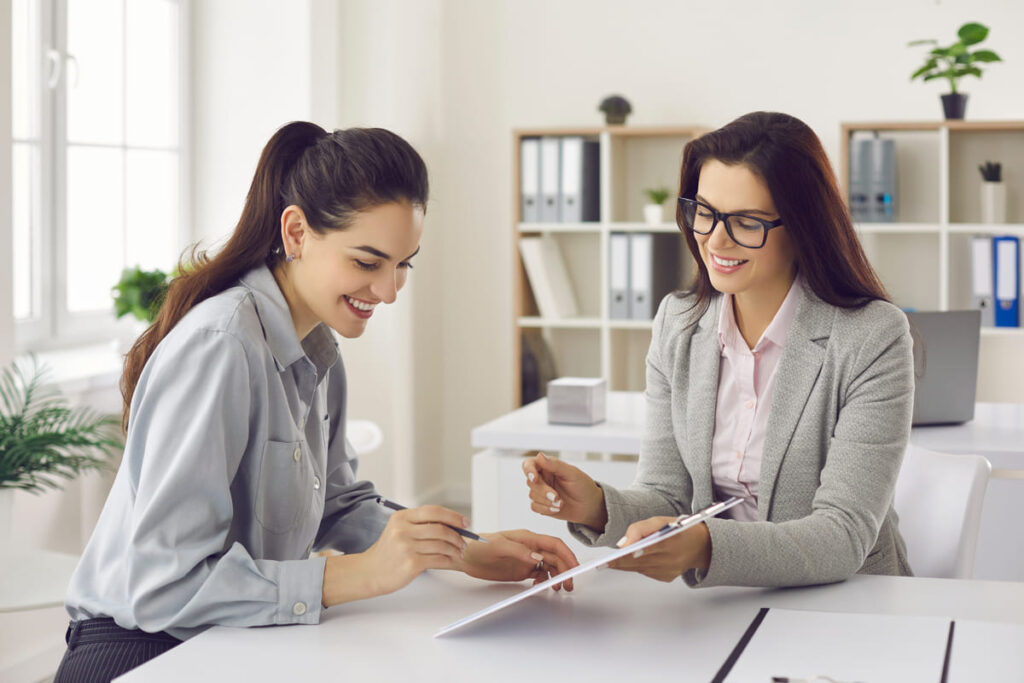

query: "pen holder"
xmin=981 ymin=181 xmax=1007 ymax=224
xmin=547 ymin=377 xmax=607 ymax=425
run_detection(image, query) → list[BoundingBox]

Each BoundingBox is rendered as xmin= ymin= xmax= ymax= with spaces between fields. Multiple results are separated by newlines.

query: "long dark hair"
xmin=120 ymin=122 xmax=429 ymax=430
xmin=676 ymin=111 xmax=888 ymax=318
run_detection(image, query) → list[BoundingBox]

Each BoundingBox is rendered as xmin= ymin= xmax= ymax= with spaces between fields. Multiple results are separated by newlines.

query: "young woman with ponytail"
xmin=56 ymin=122 xmax=577 ymax=682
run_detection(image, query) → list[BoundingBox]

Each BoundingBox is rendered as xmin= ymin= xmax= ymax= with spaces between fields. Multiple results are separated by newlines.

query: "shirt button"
xmin=292 ymin=602 xmax=307 ymax=616
xmin=746 ymin=400 xmax=754 ymax=410
xmin=313 ymin=476 xmax=321 ymax=490
xmin=293 ymin=447 xmax=301 ymax=462
xmin=299 ymin=416 xmax=306 ymax=429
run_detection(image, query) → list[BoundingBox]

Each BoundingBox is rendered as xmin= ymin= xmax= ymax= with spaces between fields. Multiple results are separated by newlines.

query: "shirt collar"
xmin=239 ymin=265 xmax=339 ymax=375
xmin=717 ymin=274 xmax=804 ymax=353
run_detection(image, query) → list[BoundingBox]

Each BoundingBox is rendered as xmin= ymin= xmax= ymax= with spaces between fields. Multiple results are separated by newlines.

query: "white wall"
xmin=0 ymin=0 xmax=13 ymax=368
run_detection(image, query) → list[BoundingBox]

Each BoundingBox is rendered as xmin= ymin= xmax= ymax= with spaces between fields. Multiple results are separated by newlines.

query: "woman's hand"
xmin=522 ymin=452 xmax=608 ymax=531
xmin=322 ymin=505 xmax=468 ymax=606
xmin=457 ymin=529 xmax=580 ymax=591
xmin=606 ymin=518 xmax=712 ymax=582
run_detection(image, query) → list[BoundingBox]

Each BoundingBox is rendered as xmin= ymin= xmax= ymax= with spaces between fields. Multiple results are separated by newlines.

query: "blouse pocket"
xmin=255 ymin=440 xmax=313 ymax=534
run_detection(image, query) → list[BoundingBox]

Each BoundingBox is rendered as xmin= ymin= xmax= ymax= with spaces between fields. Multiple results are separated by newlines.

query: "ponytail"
xmin=119 ymin=122 xmax=429 ymax=431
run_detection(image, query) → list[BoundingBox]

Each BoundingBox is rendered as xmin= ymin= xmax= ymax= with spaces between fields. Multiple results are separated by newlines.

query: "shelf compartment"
xmin=609 ymin=328 xmax=652 ymax=392
xmin=606 ymin=134 xmax=693 ymax=224
xmin=859 ymin=231 xmax=941 ymax=311
xmin=949 ymin=130 xmax=1024 ymax=224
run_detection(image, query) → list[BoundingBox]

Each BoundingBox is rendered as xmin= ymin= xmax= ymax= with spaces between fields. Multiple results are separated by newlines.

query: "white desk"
xmin=119 ymin=570 xmax=1024 ymax=682
xmin=471 ymin=393 xmax=1024 ymax=578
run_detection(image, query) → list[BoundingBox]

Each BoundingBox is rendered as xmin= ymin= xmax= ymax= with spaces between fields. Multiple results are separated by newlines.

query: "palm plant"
xmin=0 ymin=358 xmax=122 ymax=493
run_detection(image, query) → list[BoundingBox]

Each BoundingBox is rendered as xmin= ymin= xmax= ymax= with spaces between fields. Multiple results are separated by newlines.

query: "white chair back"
xmin=893 ymin=444 xmax=991 ymax=579
xmin=346 ymin=419 xmax=383 ymax=456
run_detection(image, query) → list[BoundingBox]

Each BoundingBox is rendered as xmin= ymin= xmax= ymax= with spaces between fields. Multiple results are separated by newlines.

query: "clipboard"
xmin=435 ymin=496 xmax=742 ymax=637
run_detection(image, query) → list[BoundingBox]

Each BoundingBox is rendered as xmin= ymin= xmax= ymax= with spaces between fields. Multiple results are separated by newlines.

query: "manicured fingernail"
xmin=616 ymin=536 xmax=628 ymax=547
xmin=527 ymin=472 xmax=535 ymax=483
xmin=538 ymin=452 xmax=547 ymax=460
xmin=530 ymin=552 xmax=543 ymax=562
xmin=461 ymin=517 xmax=469 ymax=527
xmin=549 ymin=506 xmax=559 ymax=513
xmin=633 ymin=549 xmax=644 ymax=559
xmin=546 ymin=491 xmax=556 ymax=502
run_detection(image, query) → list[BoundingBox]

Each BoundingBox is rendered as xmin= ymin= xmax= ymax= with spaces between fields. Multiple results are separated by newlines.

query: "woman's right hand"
xmin=522 ymin=452 xmax=607 ymax=531
xmin=322 ymin=505 xmax=468 ymax=606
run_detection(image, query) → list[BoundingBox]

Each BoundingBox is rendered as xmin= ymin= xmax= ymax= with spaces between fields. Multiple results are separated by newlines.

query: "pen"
xmin=375 ymin=496 xmax=489 ymax=543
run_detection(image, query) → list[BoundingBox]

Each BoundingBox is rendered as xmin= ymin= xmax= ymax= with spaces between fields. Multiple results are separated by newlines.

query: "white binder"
xmin=629 ymin=233 xmax=653 ymax=320
xmin=559 ymin=136 xmax=600 ymax=223
xmin=519 ymin=137 xmax=541 ymax=223
xmin=518 ymin=235 xmax=579 ymax=319
xmin=539 ymin=137 xmax=561 ymax=222
xmin=609 ymin=233 xmax=631 ymax=319
xmin=970 ymin=235 xmax=995 ymax=327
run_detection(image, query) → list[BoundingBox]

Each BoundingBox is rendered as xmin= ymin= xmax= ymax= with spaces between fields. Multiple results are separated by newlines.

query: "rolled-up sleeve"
xmin=124 ymin=328 xmax=326 ymax=633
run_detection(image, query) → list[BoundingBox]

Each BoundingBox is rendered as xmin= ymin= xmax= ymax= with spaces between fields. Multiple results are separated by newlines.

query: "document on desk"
xmin=715 ymin=608 xmax=954 ymax=683
xmin=435 ymin=497 xmax=741 ymax=637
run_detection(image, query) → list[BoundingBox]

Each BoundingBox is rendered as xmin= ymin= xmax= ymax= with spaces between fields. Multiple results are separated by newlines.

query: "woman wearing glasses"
xmin=523 ymin=111 xmax=914 ymax=587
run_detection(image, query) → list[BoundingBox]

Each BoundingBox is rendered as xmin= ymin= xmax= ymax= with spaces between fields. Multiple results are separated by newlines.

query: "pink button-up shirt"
xmin=711 ymin=277 xmax=802 ymax=521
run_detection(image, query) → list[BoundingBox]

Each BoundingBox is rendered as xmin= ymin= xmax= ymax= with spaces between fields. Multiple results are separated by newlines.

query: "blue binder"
xmin=993 ymin=235 xmax=1020 ymax=328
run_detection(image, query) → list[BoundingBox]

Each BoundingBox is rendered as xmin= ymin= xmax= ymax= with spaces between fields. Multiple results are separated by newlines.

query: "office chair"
xmin=893 ymin=444 xmax=991 ymax=579
xmin=346 ymin=419 xmax=383 ymax=456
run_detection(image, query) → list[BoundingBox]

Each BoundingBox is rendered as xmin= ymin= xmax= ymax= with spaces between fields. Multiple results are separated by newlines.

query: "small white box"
xmin=547 ymin=377 xmax=607 ymax=425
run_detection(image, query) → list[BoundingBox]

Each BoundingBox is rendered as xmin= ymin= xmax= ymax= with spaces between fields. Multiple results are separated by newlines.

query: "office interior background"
xmin=2 ymin=0 xmax=1024 ymax=679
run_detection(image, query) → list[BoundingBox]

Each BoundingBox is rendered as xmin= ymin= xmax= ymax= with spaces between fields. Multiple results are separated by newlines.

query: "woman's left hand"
xmin=457 ymin=529 xmax=580 ymax=591
xmin=607 ymin=518 xmax=712 ymax=582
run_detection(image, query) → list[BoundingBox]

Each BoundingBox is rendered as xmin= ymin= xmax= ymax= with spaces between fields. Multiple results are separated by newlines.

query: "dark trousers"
xmin=54 ymin=618 xmax=182 ymax=683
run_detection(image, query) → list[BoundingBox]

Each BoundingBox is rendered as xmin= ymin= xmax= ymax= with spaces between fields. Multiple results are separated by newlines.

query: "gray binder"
xmin=539 ymin=137 xmax=561 ymax=222
xmin=971 ymin=235 xmax=995 ymax=327
xmin=629 ymin=233 xmax=682 ymax=320
xmin=559 ymin=137 xmax=600 ymax=223
xmin=519 ymin=137 xmax=541 ymax=223
xmin=609 ymin=233 xmax=631 ymax=319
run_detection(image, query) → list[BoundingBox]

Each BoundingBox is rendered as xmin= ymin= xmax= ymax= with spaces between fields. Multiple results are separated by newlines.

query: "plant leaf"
xmin=971 ymin=49 xmax=1002 ymax=63
xmin=958 ymin=22 xmax=989 ymax=46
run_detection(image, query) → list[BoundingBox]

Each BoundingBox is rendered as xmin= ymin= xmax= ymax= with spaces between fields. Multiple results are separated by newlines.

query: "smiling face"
xmin=276 ymin=201 xmax=424 ymax=339
xmin=693 ymin=158 xmax=797 ymax=307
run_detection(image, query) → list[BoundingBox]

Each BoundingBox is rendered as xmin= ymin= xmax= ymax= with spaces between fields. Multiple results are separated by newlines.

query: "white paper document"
xmin=435 ymin=497 xmax=741 ymax=637
xmin=722 ymin=608 xmax=952 ymax=682
xmin=946 ymin=619 xmax=1024 ymax=681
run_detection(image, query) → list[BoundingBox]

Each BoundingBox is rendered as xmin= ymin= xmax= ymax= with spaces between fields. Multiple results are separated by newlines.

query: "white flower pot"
xmin=981 ymin=182 xmax=1007 ymax=224
xmin=0 ymin=488 xmax=13 ymax=551
xmin=643 ymin=203 xmax=664 ymax=226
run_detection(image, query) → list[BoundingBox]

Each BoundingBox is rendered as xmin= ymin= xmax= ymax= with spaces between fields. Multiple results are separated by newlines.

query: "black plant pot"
xmin=941 ymin=93 xmax=968 ymax=120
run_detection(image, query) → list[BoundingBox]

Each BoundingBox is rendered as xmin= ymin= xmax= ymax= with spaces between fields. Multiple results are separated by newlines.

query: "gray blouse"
xmin=65 ymin=265 xmax=390 ymax=640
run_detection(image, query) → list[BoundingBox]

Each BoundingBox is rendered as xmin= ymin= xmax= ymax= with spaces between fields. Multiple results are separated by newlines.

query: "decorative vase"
xmin=981 ymin=181 xmax=1007 ymax=224
xmin=941 ymin=93 xmax=968 ymax=120
xmin=643 ymin=203 xmax=664 ymax=226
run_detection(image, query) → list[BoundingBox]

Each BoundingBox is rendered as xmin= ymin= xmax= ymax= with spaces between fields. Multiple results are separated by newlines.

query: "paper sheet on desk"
xmin=719 ymin=608 xmax=952 ymax=683
xmin=435 ymin=497 xmax=741 ymax=637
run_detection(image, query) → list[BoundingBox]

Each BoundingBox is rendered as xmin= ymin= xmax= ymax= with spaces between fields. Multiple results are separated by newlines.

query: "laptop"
xmin=906 ymin=310 xmax=981 ymax=426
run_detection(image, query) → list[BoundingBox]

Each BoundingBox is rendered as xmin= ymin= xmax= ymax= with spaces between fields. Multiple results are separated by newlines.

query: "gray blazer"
xmin=570 ymin=280 xmax=915 ymax=587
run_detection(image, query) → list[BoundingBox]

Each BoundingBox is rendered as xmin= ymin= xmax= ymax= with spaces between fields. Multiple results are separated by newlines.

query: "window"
xmin=12 ymin=0 xmax=187 ymax=349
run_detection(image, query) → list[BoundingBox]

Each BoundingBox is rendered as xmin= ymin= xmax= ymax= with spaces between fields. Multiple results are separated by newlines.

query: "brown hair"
xmin=676 ymin=111 xmax=888 ymax=318
xmin=120 ymin=122 xmax=429 ymax=430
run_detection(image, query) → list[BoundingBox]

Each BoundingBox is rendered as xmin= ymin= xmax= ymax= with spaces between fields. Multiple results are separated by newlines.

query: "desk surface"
xmin=473 ymin=392 xmax=1024 ymax=465
xmin=120 ymin=571 xmax=1024 ymax=683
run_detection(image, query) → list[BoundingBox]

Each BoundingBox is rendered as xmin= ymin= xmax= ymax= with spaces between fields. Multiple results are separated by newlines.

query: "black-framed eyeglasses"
xmin=677 ymin=197 xmax=783 ymax=249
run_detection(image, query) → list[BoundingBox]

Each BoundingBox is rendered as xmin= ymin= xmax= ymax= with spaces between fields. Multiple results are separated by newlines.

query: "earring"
xmin=285 ymin=253 xmax=295 ymax=263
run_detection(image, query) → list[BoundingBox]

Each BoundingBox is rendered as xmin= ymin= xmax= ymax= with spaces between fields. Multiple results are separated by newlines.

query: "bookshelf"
xmin=513 ymin=126 xmax=708 ymax=405
xmin=839 ymin=120 xmax=1024 ymax=321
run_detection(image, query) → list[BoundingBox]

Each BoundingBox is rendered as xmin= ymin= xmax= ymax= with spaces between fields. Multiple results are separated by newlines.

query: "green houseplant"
xmin=908 ymin=22 xmax=1002 ymax=120
xmin=112 ymin=266 xmax=171 ymax=324
xmin=643 ymin=186 xmax=671 ymax=226
xmin=0 ymin=358 xmax=121 ymax=494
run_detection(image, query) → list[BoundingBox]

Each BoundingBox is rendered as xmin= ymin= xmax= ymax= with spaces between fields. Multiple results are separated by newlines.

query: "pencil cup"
xmin=547 ymin=377 xmax=607 ymax=425
xmin=981 ymin=181 xmax=1006 ymax=224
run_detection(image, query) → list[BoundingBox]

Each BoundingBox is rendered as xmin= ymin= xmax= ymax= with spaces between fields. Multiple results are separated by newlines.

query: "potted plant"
xmin=643 ymin=187 xmax=670 ymax=225
xmin=979 ymin=161 xmax=1006 ymax=224
xmin=908 ymin=22 xmax=1002 ymax=120
xmin=598 ymin=94 xmax=632 ymax=125
xmin=0 ymin=358 xmax=122 ymax=545
xmin=112 ymin=266 xmax=171 ymax=352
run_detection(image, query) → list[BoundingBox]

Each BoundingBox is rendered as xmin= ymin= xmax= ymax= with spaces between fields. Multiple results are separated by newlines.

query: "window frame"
xmin=14 ymin=0 xmax=191 ymax=352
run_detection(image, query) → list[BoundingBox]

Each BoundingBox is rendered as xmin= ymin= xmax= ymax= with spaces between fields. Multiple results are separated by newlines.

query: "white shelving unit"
xmin=513 ymin=126 xmax=708 ymax=403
